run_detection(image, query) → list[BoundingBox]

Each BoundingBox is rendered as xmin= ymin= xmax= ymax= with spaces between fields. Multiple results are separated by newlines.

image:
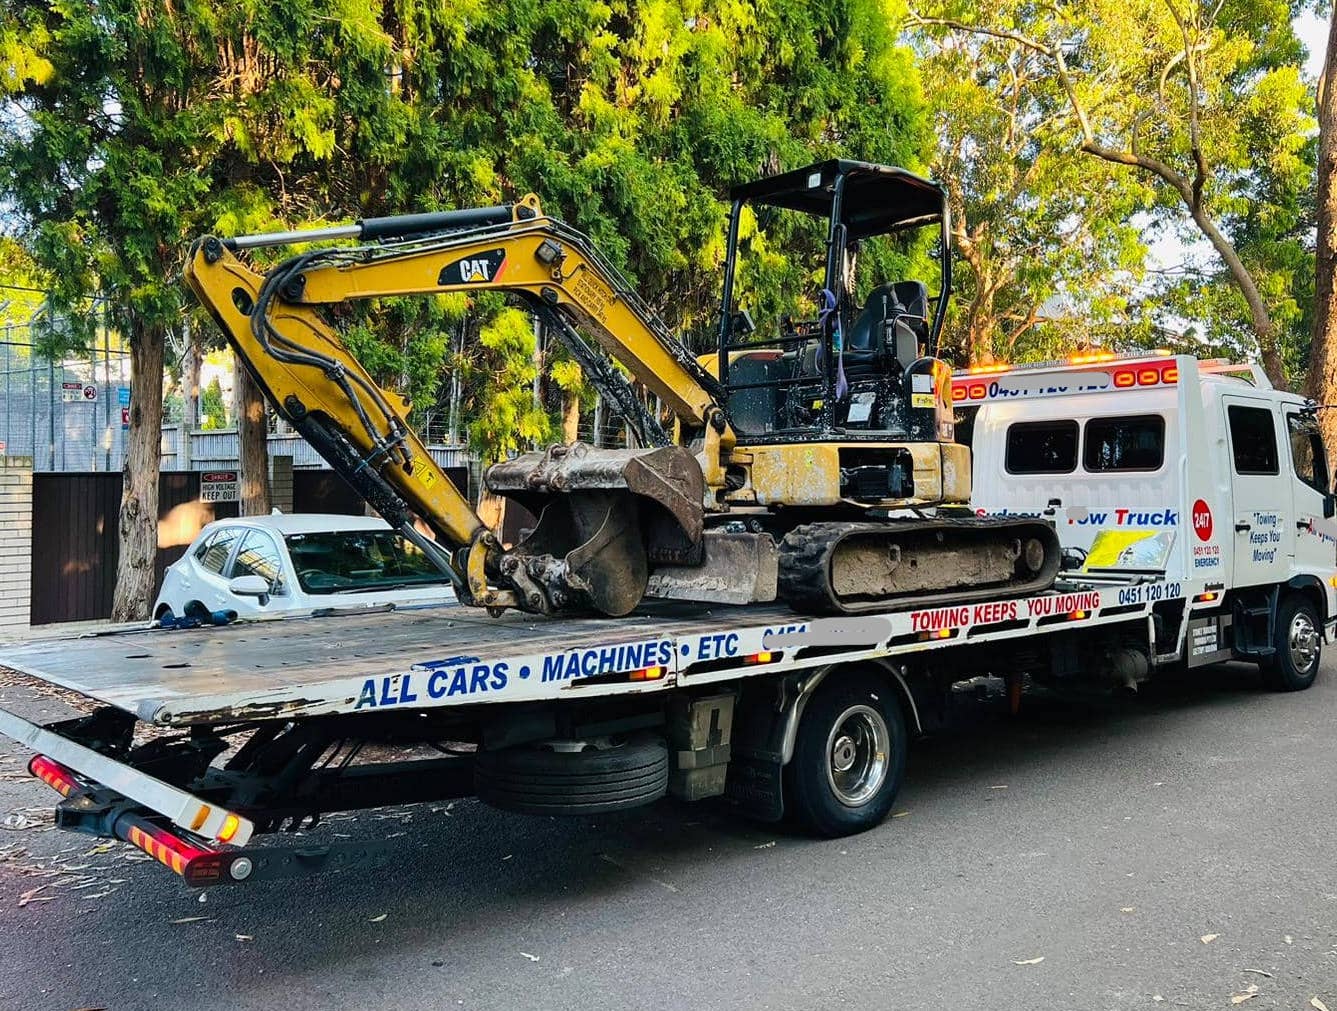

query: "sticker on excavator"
xmin=418 ymin=466 xmax=438 ymax=490
xmin=1083 ymin=529 xmax=1176 ymax=571
xmin=911 ymin=393 xmax=935 ymax=408
xmin=437 ymin=248 xmax=507 ymax=285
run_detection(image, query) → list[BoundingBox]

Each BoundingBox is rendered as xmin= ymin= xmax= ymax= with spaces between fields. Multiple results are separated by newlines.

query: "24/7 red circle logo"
xmin=1192 ymin=499 xmax=1213 ymax=541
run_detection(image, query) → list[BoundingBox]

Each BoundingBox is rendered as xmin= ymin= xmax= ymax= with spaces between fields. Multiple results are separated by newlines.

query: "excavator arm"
xmin=185 ymin=197 xmax=725 ymax=617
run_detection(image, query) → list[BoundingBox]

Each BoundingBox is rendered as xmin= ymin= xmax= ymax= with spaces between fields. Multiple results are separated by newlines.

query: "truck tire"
xmin=475 ymin=733 xmax=668 ymax=816
xmin=1261 ymin=593 xmax=1322 ymax=692
xmin=785 ymin=670 xmax=908 ymax=837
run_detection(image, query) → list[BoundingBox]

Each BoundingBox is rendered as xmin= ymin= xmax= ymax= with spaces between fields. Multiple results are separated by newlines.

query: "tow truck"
xmin=0 ymin=351 xmax=1331 ymax=887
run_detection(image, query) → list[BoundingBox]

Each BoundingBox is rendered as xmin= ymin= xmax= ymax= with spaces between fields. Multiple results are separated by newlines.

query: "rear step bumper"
xmin=0 ymin=707 xmax=254 ymax=846
xmin=4 ymin=708 xmax=396 ymax=888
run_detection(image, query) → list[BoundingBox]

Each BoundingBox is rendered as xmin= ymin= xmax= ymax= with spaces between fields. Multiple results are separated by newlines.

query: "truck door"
xmin=1224 ymin=397 xmax=1291 ymax=589
xmin=1284 ymin=409 xmax=1334 ymax=574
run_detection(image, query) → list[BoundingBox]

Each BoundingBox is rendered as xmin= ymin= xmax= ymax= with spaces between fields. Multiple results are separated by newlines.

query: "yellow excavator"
xmin=185 ymin=160 xmax=1059 ymax=618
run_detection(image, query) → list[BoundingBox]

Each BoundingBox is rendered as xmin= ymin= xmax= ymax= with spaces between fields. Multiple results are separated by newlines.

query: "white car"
xmin=154 ymin=513 xmax=457 ymax=622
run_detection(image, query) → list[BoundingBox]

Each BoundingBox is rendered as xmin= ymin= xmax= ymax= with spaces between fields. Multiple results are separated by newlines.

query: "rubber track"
xmin=777 ymin=517 xmax=1061 ymax=616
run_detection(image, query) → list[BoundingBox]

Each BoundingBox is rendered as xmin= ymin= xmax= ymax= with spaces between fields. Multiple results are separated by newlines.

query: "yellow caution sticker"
xmin=1084 ymin=529 xmax=1175 ymax=570
xmin=911 ymin=393 xmax=935 ymax=409
xmin=418 ymin=465 xmax=438 ymax=490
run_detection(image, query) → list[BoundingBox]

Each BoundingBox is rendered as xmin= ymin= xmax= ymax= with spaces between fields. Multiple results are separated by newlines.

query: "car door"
xmin=1223 ymin=397 xmax=1291 ymax=589
xmin=226 ymin=530 xmax=287 ymax=614
xmin=1284 ymin=409 xmax=1335 ymax=575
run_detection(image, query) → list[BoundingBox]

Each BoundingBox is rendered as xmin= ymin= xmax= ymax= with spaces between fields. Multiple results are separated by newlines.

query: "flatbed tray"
xmin=0 ymin=600 xmax=795 ymax=726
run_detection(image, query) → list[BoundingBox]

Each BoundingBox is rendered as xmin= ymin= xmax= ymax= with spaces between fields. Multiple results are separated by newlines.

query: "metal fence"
xmin=159 ymin=425 xmax=472 ymax=473
xmin=0 ymin=335 xmax=131 ymax=472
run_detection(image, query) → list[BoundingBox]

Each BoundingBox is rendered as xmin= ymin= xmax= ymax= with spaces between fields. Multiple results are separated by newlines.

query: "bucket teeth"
xmin=483 ymin=442 xmax=705 ymax=615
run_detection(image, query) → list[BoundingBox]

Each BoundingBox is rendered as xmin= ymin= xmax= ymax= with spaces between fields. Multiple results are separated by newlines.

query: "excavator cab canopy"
xmin=717 ymin=160 xmax=953 ymax=444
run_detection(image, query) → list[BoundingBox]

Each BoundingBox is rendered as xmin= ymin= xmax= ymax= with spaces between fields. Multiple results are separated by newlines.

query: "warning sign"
xmin=60 ymin=382 xmax=83 ymax=403
xmin=200 ymin=470 xmax=240 ymax=503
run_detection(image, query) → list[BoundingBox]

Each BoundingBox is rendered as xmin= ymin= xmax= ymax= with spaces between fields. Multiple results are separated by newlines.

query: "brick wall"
xmin=0 ymin=456 xmax=33 ymax=634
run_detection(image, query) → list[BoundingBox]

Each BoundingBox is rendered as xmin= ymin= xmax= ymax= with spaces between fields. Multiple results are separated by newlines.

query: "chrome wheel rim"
xmin=825 ymin=705 xmax=890 ymax=808
xmin=1289 ymin=611 xmax=1319 ymax=674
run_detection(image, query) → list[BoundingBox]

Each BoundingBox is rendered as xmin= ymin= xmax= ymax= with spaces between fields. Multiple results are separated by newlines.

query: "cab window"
xmin=1005 ymin=420 xmax=1078 ymax=474
xmin=1286 ymin=412 xmax=1330 ymax=494
xmin=194 ymin=528 xmax=241 ymax=574
xmin=1083 ymin=415 xmax=1165 ymax=472
xmin=1227 ymin=405 xmax=1279 ymax=475
xmin=230 ymin=531 xmax=285 ymax=592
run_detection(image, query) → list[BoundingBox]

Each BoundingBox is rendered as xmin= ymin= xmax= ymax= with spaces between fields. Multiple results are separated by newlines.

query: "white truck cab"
xmin=958 ymin=353 xmax=1337 ymax=686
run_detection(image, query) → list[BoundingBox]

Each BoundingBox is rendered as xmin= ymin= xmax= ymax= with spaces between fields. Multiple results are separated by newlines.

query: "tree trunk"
xmin=235 ymin=357 xmax=271 ymax=515
xmin=111 ymin=319 xmax=164 ymax=622
xmin=1307 ymin=13 xmax=1337 ymax=463
xmin=562 ymin=392 xmax=580 ymax=442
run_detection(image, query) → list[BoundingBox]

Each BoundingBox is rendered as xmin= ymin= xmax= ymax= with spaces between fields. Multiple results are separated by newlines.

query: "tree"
xmin=0 ymin=1 xmax=397 ymax=618
xmin=1306 ymin=11 xmax=1337 ymax=453
xmin=915 ymin=30 xmax=1150 ymax=364
xmin=912 ymin=0 xmax=1315 ymax=386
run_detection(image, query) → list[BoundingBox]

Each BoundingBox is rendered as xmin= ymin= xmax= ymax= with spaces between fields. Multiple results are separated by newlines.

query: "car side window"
xmin=195 ymin=528 xmax=241 ymax=575
xmin=230 ymin=531 xmax=284 ymax=591
xmin=1227 ymin=405 xmax=1279 ymax=475
xmin=1286 ymin=412 xmax=1330 ymax=494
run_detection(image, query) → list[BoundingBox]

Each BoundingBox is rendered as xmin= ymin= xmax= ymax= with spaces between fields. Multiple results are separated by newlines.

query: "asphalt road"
xmin=1 ymin=661 xmax=1335 ymax=1011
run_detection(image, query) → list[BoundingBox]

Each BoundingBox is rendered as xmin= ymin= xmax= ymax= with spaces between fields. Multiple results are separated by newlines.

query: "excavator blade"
xmin=485 ymin=443 xmax=707 ymax=616
xmin=778 ymin=517 xmax=1062 ymax=616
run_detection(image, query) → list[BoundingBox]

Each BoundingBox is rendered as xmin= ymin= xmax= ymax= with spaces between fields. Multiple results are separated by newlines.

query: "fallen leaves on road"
xmin=17 ymin=885 xmax=52 ymax=907
xmin=170 ymin=916 xmax=213 ymax=924
xmin=753 ymin=841 xmax=775 ymax=849
xmin=990 ymin=785 xmax=1008 ymax=790
xmin=892 ymin=811 xmax=910 ymax=819
xmin=1201 ymin=934 xmax=1219 ymax=944
xmin=235 ymin=934 xmax=253 ymax=942
xmin=3 ymin=814 xmax=37 ymax=830
xmin=84 ymin=842 xmax=115 ymax=856
xmin=520 ymin=952 xmax=540 ymax=962
xmin=1285 ymin=935 xmax=1294 ymax=945
xmin=1230 ymin=984 xmax=1259 ymax=1004
xmin=369 ymin=914 xmax=387 ymax=922
xmin=1241 ymin=969 xmax=1273 ymax=979
xmin=1013 ymin=956 xmax=1044 ymax=965
xmin=1120 ymin=907 xmax=1135 ymax=913
xmin=1311 ymin=999 xmax=1330 ymax=1011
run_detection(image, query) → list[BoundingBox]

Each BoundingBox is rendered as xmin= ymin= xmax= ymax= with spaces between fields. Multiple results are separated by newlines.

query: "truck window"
xmin=1083 ymin=415 xmax=1165 ymax=472
xmin=1227 ymin=405 xmax=1279 ymax=475
xmin=1005 ymin=420 xmax=1078 ymax=474
xmin=1286 ymin=412 xmax=1330 ymax=493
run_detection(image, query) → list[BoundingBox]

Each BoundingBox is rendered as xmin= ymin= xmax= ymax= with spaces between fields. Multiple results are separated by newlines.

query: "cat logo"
xmin=439 ymin=248 xmax=507 ymax=286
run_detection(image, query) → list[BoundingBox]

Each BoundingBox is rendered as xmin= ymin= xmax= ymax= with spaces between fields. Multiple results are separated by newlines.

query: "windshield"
xmin=284 ymin=530 xmax=449 ymax=594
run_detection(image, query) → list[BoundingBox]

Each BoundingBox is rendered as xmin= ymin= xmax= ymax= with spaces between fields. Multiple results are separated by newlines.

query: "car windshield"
xmin=284 ymin=529 xmax=449 ymax=594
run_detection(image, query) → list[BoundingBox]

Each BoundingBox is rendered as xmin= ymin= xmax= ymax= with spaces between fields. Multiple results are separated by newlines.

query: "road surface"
xmin=1 ymin=661 xmax=1333 ymax=1010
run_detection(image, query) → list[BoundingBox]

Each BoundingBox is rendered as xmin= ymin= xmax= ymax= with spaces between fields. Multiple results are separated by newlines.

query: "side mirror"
xmin=228 ymin=574 xmax=271 ymax=605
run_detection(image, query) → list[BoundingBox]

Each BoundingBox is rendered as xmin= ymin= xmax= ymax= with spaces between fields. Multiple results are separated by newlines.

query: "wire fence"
xmin=0 ymin=331 xmax=132 ymax=472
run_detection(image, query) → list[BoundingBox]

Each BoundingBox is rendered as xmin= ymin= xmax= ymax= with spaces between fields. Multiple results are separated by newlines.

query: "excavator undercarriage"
xmin=185 ymin=159 xmax=1060 ymax=619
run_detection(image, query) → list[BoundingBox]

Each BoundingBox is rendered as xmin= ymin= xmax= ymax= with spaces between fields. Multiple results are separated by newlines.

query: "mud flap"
xmin=485 ymin=442 xmax=706 ymax=616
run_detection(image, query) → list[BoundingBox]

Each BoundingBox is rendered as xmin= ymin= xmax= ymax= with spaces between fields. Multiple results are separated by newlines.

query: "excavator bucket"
xmin=485 ymin=443 xmax=706 ymax=616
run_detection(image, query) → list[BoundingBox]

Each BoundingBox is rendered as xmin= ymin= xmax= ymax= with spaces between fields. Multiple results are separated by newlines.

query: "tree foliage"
xmin=913 ymin=0 xmax=1316 ymax=385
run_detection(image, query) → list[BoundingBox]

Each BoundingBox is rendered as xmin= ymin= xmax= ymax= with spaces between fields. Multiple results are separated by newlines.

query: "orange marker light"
xmin=217 ymin=813 xmax=242 ymax=844
xmin=629 ymin=665 xmax=665 ymax=682
xmin=1194 ymin=591 xmax=1219 ymax=603
xmin=1137 ymin=368 xmax=1159 ymax=386
xmin=1160 ymin=365 xmax=1178 ymax=384
xmin=747 ymin=651 xmax=774 ymax=664
xmin=1113 ymin=370 xmax=1136 ymax=388
xmin=1068 ymin=609 xmax=1088 ymax=620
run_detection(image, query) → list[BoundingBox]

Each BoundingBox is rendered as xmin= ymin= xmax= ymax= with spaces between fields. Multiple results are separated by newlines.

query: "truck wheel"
xmin=1262 ymin=594 xmax=1322 ymax=692
xmin=785 ymin=671 xmax=907 ymax=837
xmin=475 ymin=733 xmax=668 ymax=816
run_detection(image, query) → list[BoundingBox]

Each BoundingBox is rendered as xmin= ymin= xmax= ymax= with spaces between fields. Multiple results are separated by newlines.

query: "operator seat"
xmin=844 ymin=281 xmax=929 ymax=375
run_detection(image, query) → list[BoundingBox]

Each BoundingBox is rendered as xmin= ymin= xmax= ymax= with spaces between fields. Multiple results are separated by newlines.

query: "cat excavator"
xmin=185 ymin=160 xmax=1059 ymax=618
